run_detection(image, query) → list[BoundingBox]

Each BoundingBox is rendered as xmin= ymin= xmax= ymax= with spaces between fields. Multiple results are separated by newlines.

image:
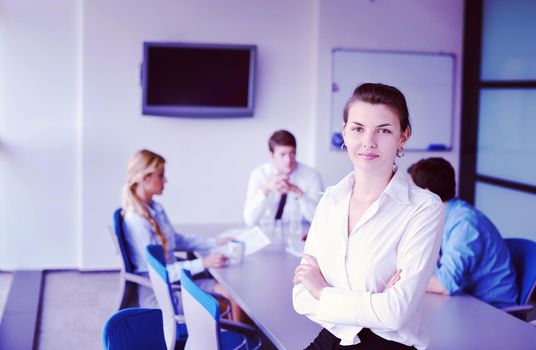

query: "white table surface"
xmin=176 ymin=223 xmax=536 ymax=350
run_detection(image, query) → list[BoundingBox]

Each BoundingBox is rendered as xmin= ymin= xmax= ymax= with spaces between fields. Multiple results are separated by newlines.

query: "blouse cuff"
xmin=316 ymin=287 xmax=366 ymax=324
xmin=182 ymin=258 xmax=205 ymax=276
xmin=166 ymin=263 xmax=182 ymax=283
xmin=166 ymin=258 xmax=206 ymax=283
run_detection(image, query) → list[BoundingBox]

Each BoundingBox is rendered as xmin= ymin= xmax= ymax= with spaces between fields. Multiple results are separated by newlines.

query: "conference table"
xmin=178 ymin=223 xmax=536 ymax=350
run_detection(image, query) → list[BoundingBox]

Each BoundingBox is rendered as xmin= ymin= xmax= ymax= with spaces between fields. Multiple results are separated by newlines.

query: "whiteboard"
xmin=330 ymin=49 xmax=455 ymax=151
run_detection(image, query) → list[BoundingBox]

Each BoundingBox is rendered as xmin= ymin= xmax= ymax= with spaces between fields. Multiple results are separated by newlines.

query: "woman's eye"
xmin=352 ymin=127 xmax=364 ymax=133
xmin=378 ymin=128 xmax=392 ymax=134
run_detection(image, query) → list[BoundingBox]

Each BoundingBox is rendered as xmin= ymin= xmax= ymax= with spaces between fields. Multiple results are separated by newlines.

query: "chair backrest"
xmin=102 ymin=308 xmax=167 ymax=350
xmin=180 ymin=269 xmax=221 ymax=350
xmin=113 ymin=208 xmax=135 ymax=273
xmin=505 ymin=238 xmax=536 ymax=305
xmin=146 ymin=245 xmax=187 ymax=350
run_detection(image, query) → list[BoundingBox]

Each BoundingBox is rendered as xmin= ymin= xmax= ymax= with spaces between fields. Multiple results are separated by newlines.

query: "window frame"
xmin=459 ymin=0 xmax=536 ymax=203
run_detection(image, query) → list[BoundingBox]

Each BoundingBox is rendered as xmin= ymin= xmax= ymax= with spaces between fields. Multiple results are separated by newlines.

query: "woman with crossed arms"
xmin=293 ymin=83 xmax=444 ymax=349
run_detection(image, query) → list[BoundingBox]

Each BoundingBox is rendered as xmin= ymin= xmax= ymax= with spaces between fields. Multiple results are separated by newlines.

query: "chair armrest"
xmin=123 ymin=272 xmax=152 ymax=287
xmin=220 ymin=319 xmax=257 ymax=334
xmin=502 ymin=304 xmax=534 ymax=313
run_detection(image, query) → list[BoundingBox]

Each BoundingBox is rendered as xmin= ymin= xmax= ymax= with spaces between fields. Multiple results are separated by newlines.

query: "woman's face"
xmin=343 ymin=101 xmax=409 ymax=173
xmin=142 ymin=165 xmax=167 ymax=197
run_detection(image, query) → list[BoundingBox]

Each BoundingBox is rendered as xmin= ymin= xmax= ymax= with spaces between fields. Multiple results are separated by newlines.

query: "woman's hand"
xmin=203 ymin=253 xmax=228 ymax=268
xmin=383 ymin=269 xmax=402 ymax=292
xmin=293 ymin=254 xmax=329 ymax=299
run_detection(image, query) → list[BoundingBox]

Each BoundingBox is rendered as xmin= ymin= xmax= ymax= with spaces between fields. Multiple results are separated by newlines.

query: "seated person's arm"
xmin=243 ymin=170 xmax=286 ymax=226
xmin=154 ymin=209 xmax=228 ymax=279
xmin=431 ymin=220 xmax=482 ymax=296
xmin=167 ymin=253 xmax=228 ymax=283
xmin=158 ymin=207 xmax=222 ymax=252
xmin=174 ymin=231 xmax=217 ymax=251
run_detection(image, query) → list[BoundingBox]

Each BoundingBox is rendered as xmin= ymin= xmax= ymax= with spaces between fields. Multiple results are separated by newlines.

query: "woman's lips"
xmin=358 ymin=153 xmax=379 ymax=160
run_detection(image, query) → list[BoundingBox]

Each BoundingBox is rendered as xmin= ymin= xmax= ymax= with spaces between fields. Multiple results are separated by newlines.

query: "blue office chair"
xmin=503 ymin=238 xmax=536 ymax=320
xmin=110 ymin=208 xmax=152 ymax=310
xmin=103 ymin=308 xmax=167 ymax=350
xmin=146 ymin=245 xmax=188 ymax=350
xmin=180 ymin=269 xmax=262 ymax=350
xmin=113 ymin=208 xmax=232 ymax=315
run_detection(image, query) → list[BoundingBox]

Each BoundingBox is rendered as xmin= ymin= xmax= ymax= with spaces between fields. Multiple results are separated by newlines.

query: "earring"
xmin=396 ymin=147 xmax=405 ymax=158
xmin=340 ymin=143 xmax=347 ymax=151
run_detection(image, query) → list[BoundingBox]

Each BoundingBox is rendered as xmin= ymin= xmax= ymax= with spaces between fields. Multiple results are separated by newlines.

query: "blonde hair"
xmin=122 ymin=149 xmax=169 ymax=257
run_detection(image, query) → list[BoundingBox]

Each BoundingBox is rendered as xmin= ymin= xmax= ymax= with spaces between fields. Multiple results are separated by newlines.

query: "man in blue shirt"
xmin=408 ymin=157 xmax=518 ymax=308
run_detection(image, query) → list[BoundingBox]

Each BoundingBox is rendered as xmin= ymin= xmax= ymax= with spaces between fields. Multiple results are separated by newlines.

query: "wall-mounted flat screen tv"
xmin=141 ymin=42 xmax=256 ymax=118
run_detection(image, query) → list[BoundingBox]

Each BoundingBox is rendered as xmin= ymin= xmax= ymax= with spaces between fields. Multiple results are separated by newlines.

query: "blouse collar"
xmin=326 ymin=166 xmax=411 ymax=205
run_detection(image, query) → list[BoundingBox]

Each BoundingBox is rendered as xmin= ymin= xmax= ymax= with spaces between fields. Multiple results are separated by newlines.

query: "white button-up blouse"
xmin=292 ymin=169 xmax=443 ymax=348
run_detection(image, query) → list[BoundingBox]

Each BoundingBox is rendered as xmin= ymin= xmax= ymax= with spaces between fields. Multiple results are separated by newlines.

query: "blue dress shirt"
xmin=435 ymin=198 xmax=518 ymax=307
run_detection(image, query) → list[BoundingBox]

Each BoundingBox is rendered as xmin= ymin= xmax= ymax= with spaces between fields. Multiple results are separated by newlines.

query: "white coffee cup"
xmin=228 ymin=240 xmax=245 ymax=265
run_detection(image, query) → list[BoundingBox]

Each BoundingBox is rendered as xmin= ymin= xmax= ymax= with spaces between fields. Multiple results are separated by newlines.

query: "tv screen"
xmin=141 ymin=42 xmax=256 ymax=117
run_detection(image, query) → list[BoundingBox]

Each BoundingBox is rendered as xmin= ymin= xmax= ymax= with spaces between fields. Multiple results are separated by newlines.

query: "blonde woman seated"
xmin=122 ymin=149 xmax=233 ymax=312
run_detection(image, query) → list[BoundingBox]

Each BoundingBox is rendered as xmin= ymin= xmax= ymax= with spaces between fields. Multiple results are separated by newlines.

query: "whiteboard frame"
xmin=330 ymin=48 xmax=456 ymax=152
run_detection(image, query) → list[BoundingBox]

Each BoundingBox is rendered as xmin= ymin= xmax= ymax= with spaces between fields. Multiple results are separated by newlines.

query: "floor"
xmin=36 ymin=270 xmax=119 ymax=350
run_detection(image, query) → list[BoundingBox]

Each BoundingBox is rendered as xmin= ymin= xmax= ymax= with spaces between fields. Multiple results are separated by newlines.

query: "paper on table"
xmin=217 ymin=226 xmax=270 ymax=256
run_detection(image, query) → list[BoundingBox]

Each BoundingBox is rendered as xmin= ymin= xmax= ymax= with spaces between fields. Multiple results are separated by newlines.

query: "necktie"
xmin=274 ymin=193 xmax=287 ymax=220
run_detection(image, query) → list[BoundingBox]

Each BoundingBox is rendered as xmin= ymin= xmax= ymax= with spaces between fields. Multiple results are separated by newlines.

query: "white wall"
xmin=314 ymin=0 xmax=464 ymax=187
xmin=80 ymin=0 xmax=317 ymax=268
xmin=0 ymin=0 xmax=80 ymax=269
xmin=0 ymin=0 xmax=464 ymax=269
